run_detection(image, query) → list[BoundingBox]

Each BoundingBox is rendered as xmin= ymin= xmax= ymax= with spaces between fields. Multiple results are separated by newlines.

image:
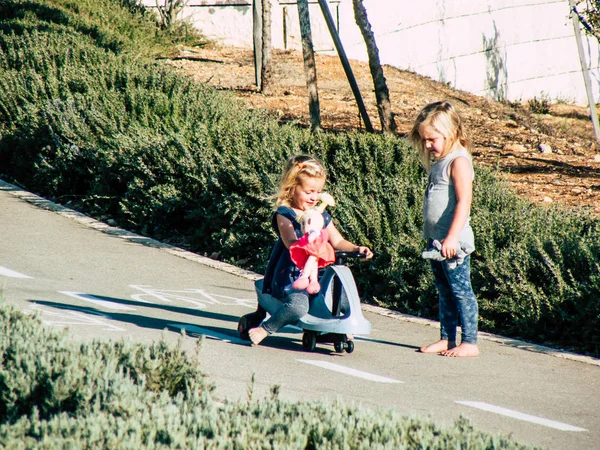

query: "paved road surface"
xmin=1 ymin=179 xmax=598 ymax=450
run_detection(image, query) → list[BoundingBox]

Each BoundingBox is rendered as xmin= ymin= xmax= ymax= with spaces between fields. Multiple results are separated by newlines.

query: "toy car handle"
xmin=334 ymin=251 xmax=369 ymax=264
xmin=335 ymin=250 xmax=366 ymax=258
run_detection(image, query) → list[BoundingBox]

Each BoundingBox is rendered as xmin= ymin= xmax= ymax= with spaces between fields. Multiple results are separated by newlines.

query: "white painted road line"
xmin=0 ymin=266 xmax=32 ymax=278
xmin=456 ymin=401 xmax=587 ymax=432
xmin=59 ymin=291 xmax=136 ymax=311
xmin=170 ymin=324 xmax=250 ymax=346
xmin=298 ymin=360 xmax=403 ymax=383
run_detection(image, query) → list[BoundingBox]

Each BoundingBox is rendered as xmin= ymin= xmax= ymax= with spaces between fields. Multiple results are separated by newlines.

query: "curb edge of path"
xmin=3 ymin=178 xmax=599 ymax=368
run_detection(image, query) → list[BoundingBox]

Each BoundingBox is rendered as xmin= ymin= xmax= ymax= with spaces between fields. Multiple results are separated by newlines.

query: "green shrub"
xmin=0 ymin=0 xmax=201 ymax=56
xmin=528 ymin=95 xmax=551 ymax=114
xmin=0 ymin=305 xmax=212 ymax=426
xmin=0 ymin=305 xmax=540 ymax=449
xmin=471 ymin=169 xmax=600 ymax=352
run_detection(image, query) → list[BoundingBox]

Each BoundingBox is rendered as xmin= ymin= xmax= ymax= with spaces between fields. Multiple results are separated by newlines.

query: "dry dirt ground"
xmin=168 ymin=44 xmax=600 ymax=217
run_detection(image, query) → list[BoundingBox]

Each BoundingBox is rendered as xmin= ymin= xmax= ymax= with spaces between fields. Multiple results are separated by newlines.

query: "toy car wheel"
xmin=302 ymin=332 xmax=317 ymax=352
xmin=334 ymin=341 xmax=344 ymax=353
xmin=237 ymin=316 xmax=250 ymax=341
xmin=345 ymin=340 xmax=355 ymax=354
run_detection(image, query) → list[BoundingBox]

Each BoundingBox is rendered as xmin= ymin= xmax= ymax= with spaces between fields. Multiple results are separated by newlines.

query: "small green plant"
xmin=504 ymin=98 xmax=522 ymax=110
xmin=528 ymin=95 xmax=551 ymax=114
xmin=155 ymin=0 xmax=190 ymax=31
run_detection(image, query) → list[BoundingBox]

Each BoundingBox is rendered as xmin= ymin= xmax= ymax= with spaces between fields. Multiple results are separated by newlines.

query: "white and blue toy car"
xmin=237 ymin=251 xmax=371 ymax=353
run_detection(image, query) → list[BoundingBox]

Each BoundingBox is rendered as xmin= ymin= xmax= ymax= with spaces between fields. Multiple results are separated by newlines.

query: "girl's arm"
xmin=276 ymin=214 xmax=299 ymax=249
xmin=326 ymin=222 xmax=373 ymax=259
xmin=442 ymin=156 xmax=473 ymax=258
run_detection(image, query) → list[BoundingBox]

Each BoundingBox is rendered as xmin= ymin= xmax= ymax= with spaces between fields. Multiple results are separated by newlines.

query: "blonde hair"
xmin=409 ymin=101 xmax=471 ymax=172
xmin=276 ymin=155 xmax=327 ymax=207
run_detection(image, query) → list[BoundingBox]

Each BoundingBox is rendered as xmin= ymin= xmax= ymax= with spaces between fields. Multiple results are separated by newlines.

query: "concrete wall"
xmin=143 ymin=0 xmax=600 ymax=106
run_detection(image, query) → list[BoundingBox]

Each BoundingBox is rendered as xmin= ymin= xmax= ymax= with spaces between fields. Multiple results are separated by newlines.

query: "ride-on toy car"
xmin=237 ymin=251 xmax=371 ymax=353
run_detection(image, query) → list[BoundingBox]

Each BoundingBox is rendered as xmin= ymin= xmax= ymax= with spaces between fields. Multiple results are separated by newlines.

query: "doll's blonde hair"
xmin=276 ymin=155 xmax=327 ymax=207
xmin=409 ymin=101 xmax=471 ymax=172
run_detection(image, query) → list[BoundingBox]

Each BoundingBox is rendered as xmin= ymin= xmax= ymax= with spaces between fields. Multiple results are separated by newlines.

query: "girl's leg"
xmin=419 ymin=260 xmax=458 ymax=353
xmin=440 ymin=255 xmax=479 ymax=357
xmin=434 ymin=260 xmax=459 ymax=343
xmin=249 ymin=291 xmax=309 ymax=345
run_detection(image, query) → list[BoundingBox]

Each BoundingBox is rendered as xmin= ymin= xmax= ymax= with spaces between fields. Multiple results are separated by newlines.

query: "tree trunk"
xmin=260 ymin=0 xmax=272 ymax=93
xmin=297 ymin=0 xmax=321 ymax=131
xmin=352 ymin=0 xmax=396 ymax=133
xmin=253 ymin=0 xmax=263 ymax=87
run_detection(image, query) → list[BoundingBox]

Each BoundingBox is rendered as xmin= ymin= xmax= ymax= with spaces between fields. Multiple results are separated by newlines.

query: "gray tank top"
xmin=422 ymin=147 xmax=475 ymax=249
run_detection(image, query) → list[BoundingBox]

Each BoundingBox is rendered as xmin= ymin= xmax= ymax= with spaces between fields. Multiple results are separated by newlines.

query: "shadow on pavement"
xmin=31 ymin=295 xmax=246 ymax=322
xmin=29 ymin=298 xmax=421 ymax=354
xmin=30 ymin=299 xmax=246 ymax=343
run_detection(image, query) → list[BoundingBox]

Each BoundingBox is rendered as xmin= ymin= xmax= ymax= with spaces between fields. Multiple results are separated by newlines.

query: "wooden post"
xmin=297 ymin=0 xmax=321 ymax=131
xmin=260 ymin=0 xmax=272 ymax=92
xmin=352 ymin=0 xmax=396 ymax=133
xmin=317 ymin=0 xmax=373 ymax=132
xmin=570 ymin=0 xmax=600 ymax=141
xmin=253 ymin=0 xmax=262 ymax=87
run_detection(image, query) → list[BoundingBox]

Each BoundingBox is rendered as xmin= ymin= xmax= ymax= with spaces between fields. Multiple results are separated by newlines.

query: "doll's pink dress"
xmin=289 ymin=229 xmax=335 ymax=271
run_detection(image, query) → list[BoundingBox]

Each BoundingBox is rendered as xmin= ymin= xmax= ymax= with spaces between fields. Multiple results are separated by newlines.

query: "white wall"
xmin=143 ymin=0 xmax=600 ymax=106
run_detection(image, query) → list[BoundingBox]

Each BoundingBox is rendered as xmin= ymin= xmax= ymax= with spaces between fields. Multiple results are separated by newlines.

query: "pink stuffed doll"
xmin=289 ymin=193 xmax=336 ymax=294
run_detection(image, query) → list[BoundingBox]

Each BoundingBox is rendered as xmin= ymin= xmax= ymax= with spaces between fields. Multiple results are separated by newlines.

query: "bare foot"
xmin=248 ymin=327 xmax=268 ymax=345
xmin=346 ymin=334 xmax=354 ymax=341
xmin=441 ymin=343 xmax=479 ymax=358
xmin=419 ymin=339 xmax=455 ymax=354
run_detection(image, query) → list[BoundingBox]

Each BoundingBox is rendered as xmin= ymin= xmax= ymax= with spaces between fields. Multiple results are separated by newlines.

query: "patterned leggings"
xmin=261 ymin=291 xmax=310 ymax=334
xmin=430 ymin=255 xmax=479 ymax=344
xmin=261 ymin=283 xmax=350 ymax=334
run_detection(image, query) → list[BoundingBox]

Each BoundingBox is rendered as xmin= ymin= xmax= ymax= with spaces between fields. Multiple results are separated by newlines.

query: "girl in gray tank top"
xmin=409 ymin=101 xmax=480 ymax=358
xmin=423 ymin=146 xmax=474 ymax=248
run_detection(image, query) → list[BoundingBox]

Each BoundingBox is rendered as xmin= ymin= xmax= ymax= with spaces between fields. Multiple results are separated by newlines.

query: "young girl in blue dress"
xmin=409 ymin=101 xmax=480 ymax=358
xmin=248 ymin=154 xmax=373 ymax=345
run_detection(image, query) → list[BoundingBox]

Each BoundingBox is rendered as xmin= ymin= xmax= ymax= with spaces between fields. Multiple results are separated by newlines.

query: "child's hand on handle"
xmin=356 ymin=246 xmax=373 ymax=260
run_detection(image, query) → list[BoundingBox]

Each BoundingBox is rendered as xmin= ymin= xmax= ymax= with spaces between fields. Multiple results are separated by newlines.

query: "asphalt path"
xmin=1 ymin=179 xmax=599 ymax=450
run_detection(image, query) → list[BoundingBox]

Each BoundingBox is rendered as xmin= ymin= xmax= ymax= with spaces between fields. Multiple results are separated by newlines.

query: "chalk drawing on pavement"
xmin=60 ymin=291 xmax=136 ymax=311
xmin=129 ymin=284 xmax=257 ymax=309
xmin=27 ymin=304 xmax=126 ymax=331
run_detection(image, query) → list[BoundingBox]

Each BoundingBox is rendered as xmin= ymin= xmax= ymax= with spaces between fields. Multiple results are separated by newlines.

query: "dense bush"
xmin=0 ymin=0 xmax=599 ymax=357
xmin=471 ymin=170 xmax=600 ymax=351
xmin=0 ymin=305 xmax=541 ymax=449
xmin=0 ymin=303 xmax=212 ymax=419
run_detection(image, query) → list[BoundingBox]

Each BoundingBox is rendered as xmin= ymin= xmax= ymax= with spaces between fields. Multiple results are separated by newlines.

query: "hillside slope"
xmin=169 ymin=43 xmax=600 ymax=217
